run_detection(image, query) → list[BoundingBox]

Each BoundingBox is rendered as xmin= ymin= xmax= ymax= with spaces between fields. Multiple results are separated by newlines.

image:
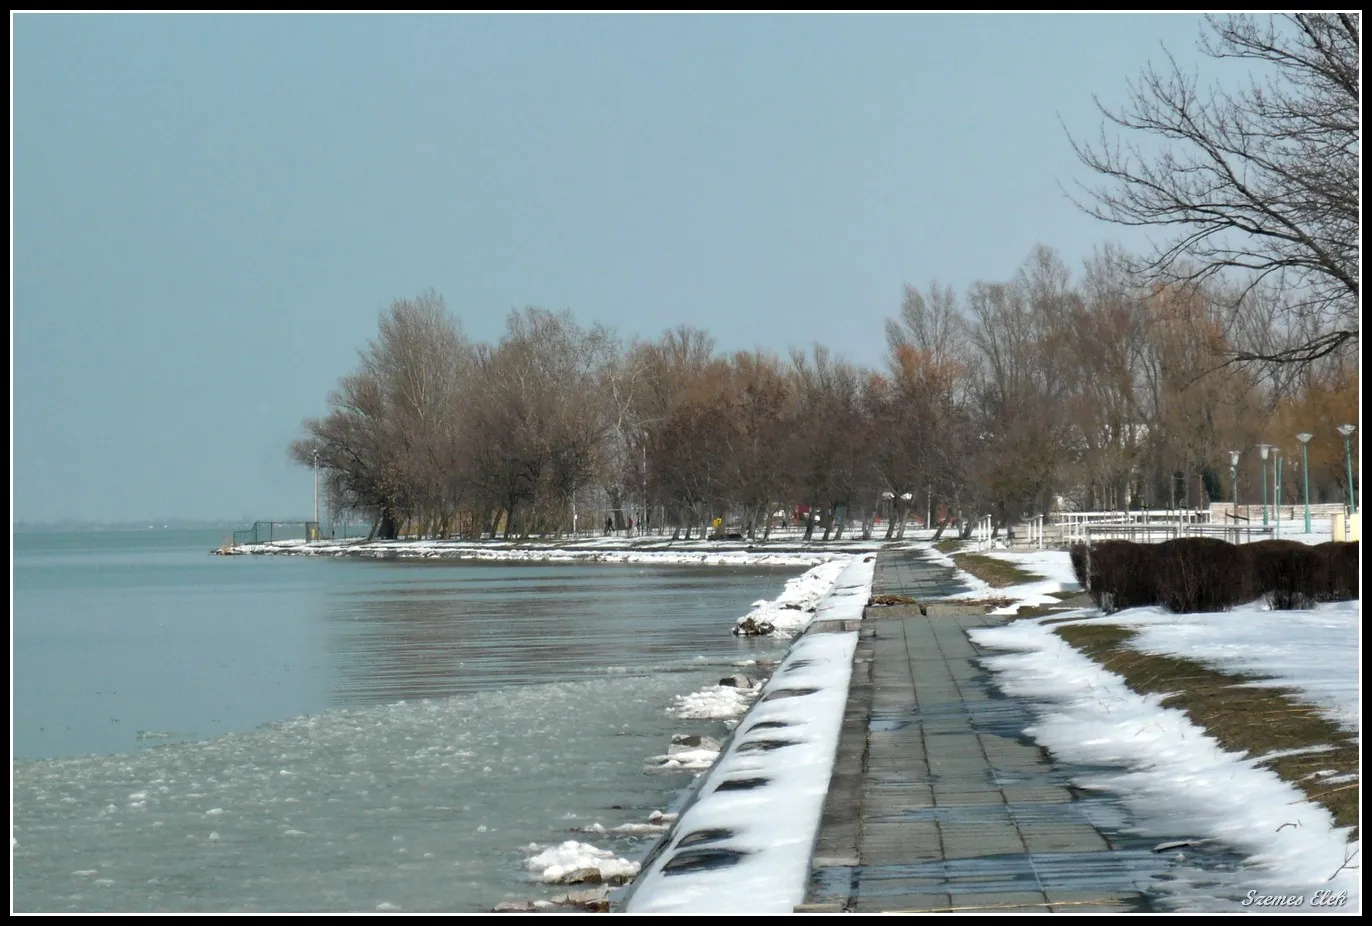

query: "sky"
xmin=12 ymin=12 xmax=1230 ymax=524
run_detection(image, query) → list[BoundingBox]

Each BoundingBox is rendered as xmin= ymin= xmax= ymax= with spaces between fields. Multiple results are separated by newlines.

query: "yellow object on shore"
xmin=1332 ymin=512 xmax=1360 ymax=542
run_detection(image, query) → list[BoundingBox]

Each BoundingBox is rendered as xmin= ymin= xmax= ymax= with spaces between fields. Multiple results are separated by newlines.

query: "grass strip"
xmin=951 ymin=552 xmax=1037 ymax=588
xmin=1054 ymin=623 xmax=1359 ymax=832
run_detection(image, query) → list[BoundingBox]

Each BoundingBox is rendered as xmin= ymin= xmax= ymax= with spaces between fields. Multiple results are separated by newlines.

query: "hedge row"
xmin=1069 ymin=539 xmax=1359 ymax=614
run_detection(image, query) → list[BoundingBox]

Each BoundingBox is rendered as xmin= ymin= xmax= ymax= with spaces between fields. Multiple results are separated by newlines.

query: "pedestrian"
xmin=627 ymin=517 xmax=634 ymax=535
xmin=605 ymin=516 xmax=613 ymax=535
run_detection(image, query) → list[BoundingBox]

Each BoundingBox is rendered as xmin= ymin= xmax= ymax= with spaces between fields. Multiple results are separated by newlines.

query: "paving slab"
xmin=802 ymin=548 xmax=1160 ymax=913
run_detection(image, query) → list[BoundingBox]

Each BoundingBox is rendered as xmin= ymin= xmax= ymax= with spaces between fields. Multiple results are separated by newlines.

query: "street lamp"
xmin=1337 ymin=424 xmax=1357 ymax=515
xmin=1229 ymin=449 xmax=1241 ymax=520
xmin=1296 ymin=433 xmax=1313 ymax=533
xmin=1257 ymin=444 xmax=1272 ymax=526
xmin=1273 ymin=447 xmax=1283 ymax=539
xmin=312 ymin=448 xmax=319 ymax=540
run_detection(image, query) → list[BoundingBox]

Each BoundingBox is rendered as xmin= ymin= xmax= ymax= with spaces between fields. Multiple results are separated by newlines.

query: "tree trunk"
xmin=378 ymin=507 xmax=399 ymax=541
xmin=931 ymin=516 xmax=949 ymax=542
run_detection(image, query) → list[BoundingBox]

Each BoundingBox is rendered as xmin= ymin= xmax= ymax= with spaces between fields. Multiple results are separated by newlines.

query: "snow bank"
xmin=971 ymin=616 xmax=1361 ymax=912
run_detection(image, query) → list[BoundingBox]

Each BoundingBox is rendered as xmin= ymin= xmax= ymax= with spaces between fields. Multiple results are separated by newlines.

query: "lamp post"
xmin=1337 ymin=424 xmax=1357 ymax=515
xmin=1257 ymin=444 xmax=1271 ymax=526
xmin=1229 ymin=449 xmax=1241 ymax=520
xmin=1273 ymin=447 xmax=1283 ymax=539
xmin=312 ymin=448 xmax=319 ymax=540
xmin=1296 ymin=433 xmax=1313 ymax=533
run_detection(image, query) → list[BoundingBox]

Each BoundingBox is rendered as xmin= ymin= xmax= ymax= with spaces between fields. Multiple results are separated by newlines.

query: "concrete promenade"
xmin=798 ymin=549 xmax=1161 ymax=913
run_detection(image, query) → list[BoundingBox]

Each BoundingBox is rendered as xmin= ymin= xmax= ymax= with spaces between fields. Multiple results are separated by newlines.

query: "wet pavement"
xmin=801 ymin=549 xmax=1177 ymax=913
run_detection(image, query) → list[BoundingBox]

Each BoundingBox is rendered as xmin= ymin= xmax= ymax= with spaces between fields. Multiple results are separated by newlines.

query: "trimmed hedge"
xmin=1070 ymin=538 xmax=1358 ymax=615
xmin=1314 ymin=541 xmax=1359 ymax=602
xmin=1242 ymin=539 xmax=1321 ymax=610
xmin=1070 ymin=540 xmax=1160 ymax=614
xmin=1154 ymin=537 xmax=1250 ymax=613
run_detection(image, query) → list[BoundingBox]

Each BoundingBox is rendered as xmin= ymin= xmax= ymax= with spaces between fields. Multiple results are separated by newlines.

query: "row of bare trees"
xmin=292 ymin=14 xmax=1358 ymax=541
xmin=293 ymin=243 xmax=1357 ymax=541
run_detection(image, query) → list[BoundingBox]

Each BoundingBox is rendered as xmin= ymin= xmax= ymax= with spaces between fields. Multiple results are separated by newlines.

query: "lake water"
xmin=11 ymin=530 xmax=803 ymax=913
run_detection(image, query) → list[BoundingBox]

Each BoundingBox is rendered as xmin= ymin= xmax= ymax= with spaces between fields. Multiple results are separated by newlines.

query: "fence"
xmin=973 ymin=514 xmax=994 ymax=551
xmin=1058 ymin=509 xmax=1213 ymax=546
xmin=1081 ymin=522 xmax=1274 ymax=545
xmin=230 ymin=521 xmax=321 ymax=546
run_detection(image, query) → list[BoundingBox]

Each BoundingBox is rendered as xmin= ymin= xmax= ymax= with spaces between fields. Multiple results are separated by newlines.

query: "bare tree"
xmin=294 ymin=291 xmax=470 ymax=540
xmin=963 ymin=249 xmax=1079 ymax=534
xmin=1068 ymin=13 xmax=1359 ymax=366
xmin=468 ymin=308 xmax=614 ymax=538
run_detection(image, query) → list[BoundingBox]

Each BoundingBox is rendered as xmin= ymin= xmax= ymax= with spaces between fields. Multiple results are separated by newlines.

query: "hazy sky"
xmin=13 ymin=12 xmax=1223 ymax=523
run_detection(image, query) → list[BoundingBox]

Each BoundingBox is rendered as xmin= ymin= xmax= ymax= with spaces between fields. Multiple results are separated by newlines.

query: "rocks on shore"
xmin=732 ymin=615 xmax=776 ymax=636
xmin=493 ymin=886 xmax=613 ymax=913
xmin=669 ymin=733 xmax=721 ymax=754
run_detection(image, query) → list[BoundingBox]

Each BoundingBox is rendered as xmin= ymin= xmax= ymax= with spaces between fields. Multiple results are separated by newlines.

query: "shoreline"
xmin=509 ymin=553 xmax=868 ymax=912
xmin=214 ymin=535 xmax=907 ymax=568
xmin=618 ymin=554 xmax=877 ymax=912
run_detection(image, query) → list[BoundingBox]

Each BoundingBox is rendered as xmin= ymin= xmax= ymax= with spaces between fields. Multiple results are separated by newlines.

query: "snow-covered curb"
xmin=731 ymin=558 xmax=852 ymax=636
xmin=676 ymin=556 xmax=872 ymax=726
xmin=621 ymin=555 xmax=876 ymax=913
xmin=970 ymin=616 xmax=1361 ymax=912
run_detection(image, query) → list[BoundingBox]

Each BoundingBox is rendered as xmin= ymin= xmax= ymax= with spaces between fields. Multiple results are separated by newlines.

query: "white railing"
xmin=974 ymin=514 xmax=994 ymax=551
xmin=1057 ymin=509 xmax=1213 ymax=545
xmin=1081 ymin=522 xmax=1274 ymax=545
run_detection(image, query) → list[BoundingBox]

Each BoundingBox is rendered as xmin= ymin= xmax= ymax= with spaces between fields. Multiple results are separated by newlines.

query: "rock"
xmin=551 ymin=867 xmax=602 ymax=885
xmin=732 ymin=616 xmax=775 ymax=636
xmin=555 ymin=888 xmax=612 ymax=906
xmin=492 ymin=901 xmax=536 ymax=912
xmin=717 ymin=675 xmax=755 ymax=689
xmin=669 ymin=734 xmax=721 ymax=754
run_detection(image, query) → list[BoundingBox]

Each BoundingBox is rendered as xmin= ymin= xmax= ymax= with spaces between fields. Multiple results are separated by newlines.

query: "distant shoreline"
xmin=214 ymin=535 xmax=905 ymax=567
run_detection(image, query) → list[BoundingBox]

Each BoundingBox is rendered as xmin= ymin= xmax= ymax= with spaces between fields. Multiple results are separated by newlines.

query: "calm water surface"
xmin=12 ymin=530 xmax=801 ymax=912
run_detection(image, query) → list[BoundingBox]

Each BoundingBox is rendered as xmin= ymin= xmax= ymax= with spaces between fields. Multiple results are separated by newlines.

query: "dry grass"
xmin=951 ymin=553 xmax=1036 ymax=588
xmin=1055 ymin=623 xmax=1359 ymax=833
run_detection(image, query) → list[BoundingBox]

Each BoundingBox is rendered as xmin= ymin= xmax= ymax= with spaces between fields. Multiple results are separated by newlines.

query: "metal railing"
xmin=974 ymin=514 xmax=994 ymax=551
xmin=230 ymin=520 xmax=320 ymax=546
xmin=1058 ymin=509 xmax=1213 ymax=545
xmin=1082 ymin=522 xmax=1274 ymax=545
